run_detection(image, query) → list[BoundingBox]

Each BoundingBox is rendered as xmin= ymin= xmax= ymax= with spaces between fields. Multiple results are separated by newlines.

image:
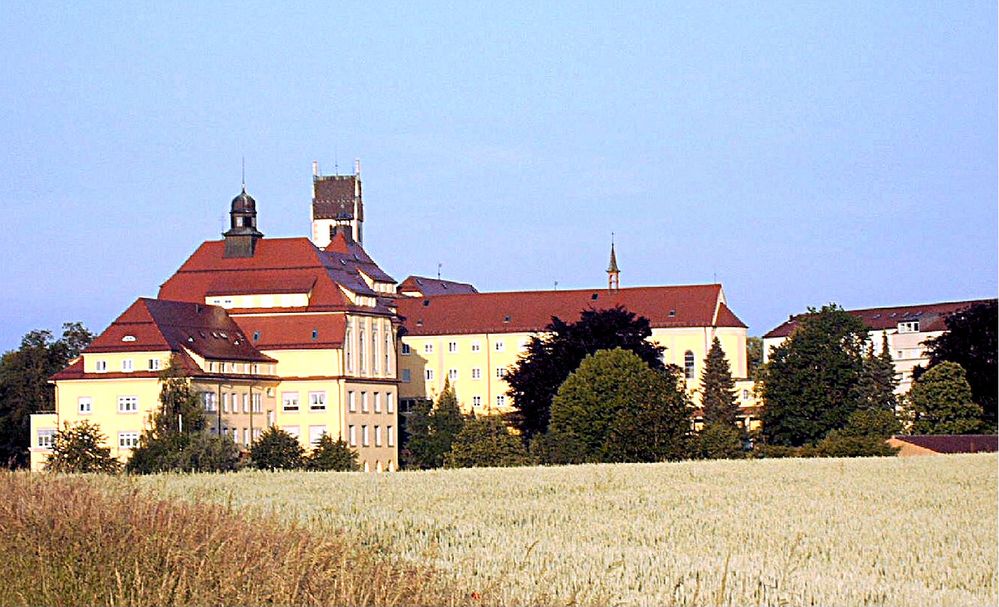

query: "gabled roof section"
xmin=763 ymin=299 xmax=996 ymax=339
xmin=84 ymin=298 xmax=274 ymax=363
xmin=323 ymin=232 xmax=396 ymax=284
xmin=233 ymin=314 xmax=347 ymax=350
xmin=398 ymin=284 xmax=738 ymax=336
xmin=398 ymin=275 xmax=479 ymax=297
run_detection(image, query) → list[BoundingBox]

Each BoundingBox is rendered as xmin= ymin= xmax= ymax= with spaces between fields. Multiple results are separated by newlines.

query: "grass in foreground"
xmin=0 ymin=472 xmax=464 ymax=607
xmin=134 ymin=454 xmax=998 ymax=607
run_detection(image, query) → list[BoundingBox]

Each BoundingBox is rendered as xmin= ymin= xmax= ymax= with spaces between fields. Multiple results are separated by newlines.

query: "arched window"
xmin=359 ymin=328 xmax=366 ymax=372
xmin=372 ymin=327 xmax=380 ymax=373
xmin=684 ymin=351 xmax=695 ymax=380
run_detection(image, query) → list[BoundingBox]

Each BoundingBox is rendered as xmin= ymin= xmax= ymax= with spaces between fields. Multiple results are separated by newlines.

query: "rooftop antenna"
xmin=554 ymin=280 xmax=558 ymax=291
xmin=241 ymin=156 xmax=245 ymax=189
xmin=334 ymin=146 xmax=339 ymax=175
xmin=437 ymin=263 xmax=442 ymax=280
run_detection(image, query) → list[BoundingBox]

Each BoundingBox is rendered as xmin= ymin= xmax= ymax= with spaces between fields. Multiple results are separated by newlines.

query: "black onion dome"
xmin=231 ymin=186 xmax=256 ymax=212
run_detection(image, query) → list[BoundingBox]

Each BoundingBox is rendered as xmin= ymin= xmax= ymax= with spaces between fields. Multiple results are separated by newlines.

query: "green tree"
xmin=307 ymin=433 xmax=360 ymax=471
xmin=906 ymin=362 xmax=983 ymax=435
xmin=250 ymin=427 xmax=305 ymax=470
xmin=746 ymin=336 xmax=764 ymax=381
xmin=549 ymin=348 xmax=690 ymax=463
xmin=759 ymin=304 xmax=868 ymax=447
xmin=0 ymin=323 xmax=94 ymax=467
xmin=45 ymin=420 xmax=121 ymax=473
xmin=697 ymin=422 xmax=745 ymax=459
xmin=401 ymin=380 xmax=465 ymax=469
xmin=445 ymin=414 xmax=532 ymax=468
xmin=852 ymin=333 xmax=899 ymax=412
xmin=814 ymin=409 xmax=901 ymax=458
xmin=919 ymin=300 xmax=997 ymax=430
xmin=506 ymin=306 xmax=666 ymax=441
xmin=700 ymin=337 xmax=740 ymax=426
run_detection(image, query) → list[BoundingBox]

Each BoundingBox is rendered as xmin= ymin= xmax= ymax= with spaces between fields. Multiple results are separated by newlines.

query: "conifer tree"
xmin=853 ymin=333 xmax=899 ymax=412
xmin=401 ymin=379 xmax=466 ymax=469
xmin=700 ymin=337 xmax=740 ymax=427
xmin=906 ymin=362 xmax=983 ymax=435
xmin=307 ymin=433 xmax=360 ymax=471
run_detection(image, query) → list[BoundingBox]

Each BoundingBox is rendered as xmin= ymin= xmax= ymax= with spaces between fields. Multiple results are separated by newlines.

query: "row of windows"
xmin=41 ymin=429 xmax=143 ymax=450
xmin=281 ymin=391 xmax=328 ymax=412
xmin=418 ymin=367 xmax=508 ymax=382
xmin=206 ymin=361 xmax=269 ymax=375
xmin=202 ymin=392 xmax=263 ymax=414
xmin=93 ymin=358 xmax=161 ymax=373
xmin=344 ymin=326 xmax=395 ymax=376
xmin=74 ymin=395 xmax=140 ymax=414
xmin=346 ymin=424 xmax=395 ymax=448
xmin=346 ymin=391 xmax=395 ymax=414
xmin=402 ymin=340 xmax=507 ymax=355
xmin=469 ymin=395 xmax=506 ymax=408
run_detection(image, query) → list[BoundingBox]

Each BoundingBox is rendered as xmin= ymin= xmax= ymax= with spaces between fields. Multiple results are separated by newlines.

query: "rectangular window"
xmin=361 ymin=392 xmax=369 ymax=413
xmin=362 ymin=425 xmax=369 ymax=447
xmin=425 ymin=369 xmax=434 ymax=381
xmin=223 ymin=393 xmax=230 ymax=413
xmin=309 ymin=391 xmax=327 ymax=411
xmin=471 ymin=342 xmax=481 ymax=352
xmin=387 ymin=393 xmax=395 ymax=414
xmin=495 ymin=341 xmax=504 ymax=351
xmin=118 ymin=432 xmax=139 ymax=449
xmin=471 ymin=368 xmax=481 ymax=380
xmin=283 ymin=426 xmax=300 ymax=439
xmin=78 ymin=397 xmax=92 ymax=414
xmin=448 ymin=341 xmax=458 ymax=353
xmin=742 ymin=389 xmax=749 ymax=399
xmin=202 ymin=392 xmax=217 ymax=412
xmin=122 ymin=359 xmax=134 ymax=372
xmin=496 ymin=395 xmax=506 ymax=408
xmin=898 ymin=321 xmax=920 ymax=333
xmin=374 ymin=392 xmax=382 ymax=413
xmin=232 ymin=428 xmax=239 ymax=442
xmin=401 ymin=369 xmax=411 ymax=383
xmin=95 ymin=359 xmax=107 ymax=372
xmin=423 ymin=343 xmax=433 ymax=354
xmin=375 ymin=425 xmax=382 ymax=447
xmin=242 ymin=394 xmax=249 ymax=413
xmin=282 ymin=392 xmax=300 ymax=412
xmin=252 ymin=393 xmax=261 ymax=413
xmin=387 ymin=425 xmax=395 ymax=447
xmin=496 ymin=367 xmax=507 ymax=378
xmin=349 ymin=424 xmax=357 ymax=447
xmin=348 ymin=391 xmax=356 ymax=412
xmin=309 ymin=425 xmax=327 ymax=446
xmin=148 ymin=358 xmax=160 ymax=371
xmin=472 ymin=396 xmax=482 ymax=408
xmin=117 ymin=396 xmax=138 ymax=413
xmin=37 ymin=429 xmax=55 ymax=449
xmin=243 ymin=428 xmax=249 ymax=446
xmin=253 ymin=428 xmax=261 ymax=441
xmin=448 ymin=368 xmax=459 ymax=380
xmin=401 ymin=343 xmax=411 ymax=355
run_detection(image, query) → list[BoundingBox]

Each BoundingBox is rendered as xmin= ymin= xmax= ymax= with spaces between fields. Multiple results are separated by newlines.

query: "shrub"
xmin=445 ymin=415 xmax=532 ymax=468
xmin=906 ymin=362 xmax=983 ymax=434
xmin=307 ymin=434 xmax=360 ymax=471
xmin=45 ymin=421 xmax=120 ymax=474
xmin=251 ymin=427 xmax=304 ymax=470
xmin=529 ymin=431 xmax=589 ymax=465
xmin=697 ymin=422 xmax=745 ymax=459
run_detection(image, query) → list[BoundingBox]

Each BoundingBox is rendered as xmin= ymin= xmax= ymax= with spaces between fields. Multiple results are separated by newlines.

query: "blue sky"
xmin=1 ymin=2 xmax=995 ymax=350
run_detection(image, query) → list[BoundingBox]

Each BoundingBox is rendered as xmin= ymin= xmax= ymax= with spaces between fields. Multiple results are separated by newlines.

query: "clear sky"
xmin=1 ymin=2 xmax=995 ymax=350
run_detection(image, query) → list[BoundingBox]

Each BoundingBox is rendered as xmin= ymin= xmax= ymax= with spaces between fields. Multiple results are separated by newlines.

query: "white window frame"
xmin=223 ymin=392 xmax=230 ymax=413
xmin=252 ymin=392 xmax=262 ymax=413
xmin=496 ymin=367 xmax=507 ymax=378
xmin=242 ymin=393 xmax=249 ymax=413
xmin=309 ymin=391 xmax=327 ymax=411
xmin=117 ymin=395 xmax=138 ymax=413
xmin=362 ymin=425 xmax=369 ymax=447
xmin=148 ymin=358 xmax=161 ymax=371
xmin=78 ymin=396 xmax=92 ymax=415
xmin=375 ymin=425 xmax=382 ymax=447
xmin=121 ymin=359 xmax=134 ymax=372
xmin=361 ymin=392 xmax=369 ymax=413
xmin=374 ymin=392 xmax=382 ymax=413
xmin=423 ymin=343 xmax=433 ymax=354
xmin=309 ymin=425 xmax=327 ymax=446
xmin=282 ymin=392 xmax=300 ymax=412
xmin=387 ymin=393 xmax=395 ymax=414
xmin=348 ymin=391 xmax=356 ymax=412
xmin=448 ymin=368 xmax=459 ymax=381
xmin=282 ymin=425 xmax=300 ymax=439
xmin=425 ymin=369 xmax=434 ymax=381
xmin=471 ymin=368 xmax=482 ymax=380
xmin=448 ymin=341 xmax=458 ymax=353
xmin=472 ymin=396 xmax=482 ymax=408
xmin=496 ymin=395 xmax=506 ymax=408
xmin=387 ymin=425 xmax=395 ymax=447
xmin=95 ymin=359 xmax=107 ymax=372
xmin=37 ymin=429 xmax=55 ymax=449
xmin=118 ymin=431 xmax=140 ymax=449
xmin=471 ymin=342 xmax=481 ymax=352
xmin=402 ymin=342 xmax=411 ymax=355
xmin=349 ymin=424 xmax=357 ymax=447
xmin=202 ymin=392 xmax=217 ymax=412
xmin=495 ymin=341 xmax=504 ymax=352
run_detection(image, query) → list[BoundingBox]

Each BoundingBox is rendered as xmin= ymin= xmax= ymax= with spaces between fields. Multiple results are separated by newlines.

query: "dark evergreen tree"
xmin=746 ymin=336 xmax=764 ymax=381
xmin=549 ymin=348 xmax=690 ymax=463
xmin=920 ymin=300 xmax=997 ymax=430
xmin=853 ymin=333 xmax=899 ymax=412
xmin=400 ymin=380 xmax=465 ymax=469
xmin=697 ymin=422 xmax=745 ymax=459
xmin=445 ymin=414 xmax=531 ymax=468
xmin=759 ymin=304 xmax=868 ymax=447
xmin=46 ymin=420 xmax=121 ymax=473
xmin=0 ymin=323 xmax=93 ymax=467
xmin=906 ymin=361 xmax=983 ymax=435
xmin=307 ymin=433 xmax=360 ymax=471
xmin=506 ymin=306 xmax=665 ymax=440
xmin=250 ymin=427 xmax=305 ymax=470
xmin=699 ymin=337 xmax=740 ymax=426
xmin=401 ymin=398 xmax=434 ymax=469
xmin=814 ymin=409 xmax=901 ymax=458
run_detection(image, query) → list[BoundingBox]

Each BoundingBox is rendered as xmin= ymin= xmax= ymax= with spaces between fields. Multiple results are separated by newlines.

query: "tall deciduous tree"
xmin=853 ymin=333 xmax=899 ymax=412
xmin=0 ymin=323 xmax=93 ymax=468
xmin=906 ymin=362 xmax=983 ymax=435
xmin=920 ymin=300 xmax=997 ymax=430
xmin=401 ymin=379 xmax=465 ymax=469
xmin=700 ymin=337 xmax=740 ymax=426
xmin=506 ymin=306 xmax=665 ymax=440
xmin=548 ymin=348 xmax=690 ymax=463
xmin=759 ymin=304 xmax=868 ymax=447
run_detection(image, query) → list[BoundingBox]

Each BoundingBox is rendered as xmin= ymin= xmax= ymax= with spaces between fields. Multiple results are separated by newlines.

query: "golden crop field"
xmin=134 ymin=454 xmax=997 ymax=607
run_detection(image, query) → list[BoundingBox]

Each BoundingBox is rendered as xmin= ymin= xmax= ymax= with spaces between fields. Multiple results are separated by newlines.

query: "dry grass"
xmin=0 ymin=472 xmax=464 ymax=607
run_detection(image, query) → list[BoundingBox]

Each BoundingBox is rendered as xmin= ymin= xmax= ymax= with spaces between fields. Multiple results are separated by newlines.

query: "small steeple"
xmin=223 ymin=185 xmax=264 ymax=258
xmin=607 ymin=234 xmax=620 ymax=291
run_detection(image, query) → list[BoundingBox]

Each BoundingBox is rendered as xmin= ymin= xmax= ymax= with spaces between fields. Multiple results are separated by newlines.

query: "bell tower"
xmin=223 ymin=186 xmax=264 ymax=258
xmin=311 ymin=159 xmax=363 ymax=249
xmin=607 ymin=236 xmax=620 ymax=291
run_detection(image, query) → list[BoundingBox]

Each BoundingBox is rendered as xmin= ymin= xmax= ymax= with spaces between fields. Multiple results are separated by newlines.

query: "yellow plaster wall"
xmin=83 ymin=351 xmax=169 ymax=374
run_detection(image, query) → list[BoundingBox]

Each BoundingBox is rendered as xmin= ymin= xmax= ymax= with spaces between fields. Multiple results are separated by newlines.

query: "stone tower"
xmin=311 ymin=159 xmax=363 ymax=249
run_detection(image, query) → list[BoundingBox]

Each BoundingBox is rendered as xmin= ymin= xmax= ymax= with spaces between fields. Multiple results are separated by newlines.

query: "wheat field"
xmin=132 ymin=454 xmax=997 ymax=607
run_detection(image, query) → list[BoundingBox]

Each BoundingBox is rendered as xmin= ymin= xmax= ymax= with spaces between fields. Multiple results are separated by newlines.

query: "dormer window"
xmin=898 ymin=321 xmax=920 ymax=333
xmin=121 ymin=335 xmax=136 ymax=342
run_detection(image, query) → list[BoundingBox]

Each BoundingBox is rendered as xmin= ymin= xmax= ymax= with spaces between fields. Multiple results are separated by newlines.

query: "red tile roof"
xmin=891 ymin=435 xmax=998 ymax=454
xmin=398 ymin=284 xmax=744 ymax=336
xmin=763 ymin=299 xmax=996 ymax=339
xmin=232 ymin=313 xmax=347 ymax=350
xmin=398 ymin=275 xmax=479 ymax=297
xmin=323 ymin=232 xmax=396 ymax=284
xmin=84 ymin=298 xmax=274 ymax=363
